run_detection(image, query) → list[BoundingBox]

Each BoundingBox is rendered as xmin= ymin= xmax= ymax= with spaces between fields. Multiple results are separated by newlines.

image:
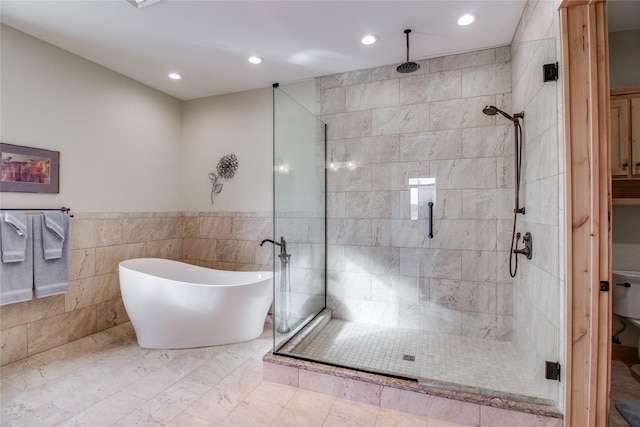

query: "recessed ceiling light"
xmin=126 ymin=0 xmax=161 ymax=8
xmin=457 ymin=14 xmax=478 ymax=26
xmin=248 ymin=56 xmax=263 ymax=64
xmin=168 ymin=73 xmax=181 ymax=80
xmin=361 ymin=35 xmax=378 ymax=45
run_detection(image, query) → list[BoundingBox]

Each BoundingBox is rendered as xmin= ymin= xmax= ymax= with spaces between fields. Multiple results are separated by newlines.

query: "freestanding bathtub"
xmin=119 ymin=258 xmax=273 ymax=349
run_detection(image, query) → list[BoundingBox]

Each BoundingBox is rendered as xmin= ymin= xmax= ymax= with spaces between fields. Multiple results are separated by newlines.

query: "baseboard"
xmin=612 ymin=345 xmax=640 ymax=364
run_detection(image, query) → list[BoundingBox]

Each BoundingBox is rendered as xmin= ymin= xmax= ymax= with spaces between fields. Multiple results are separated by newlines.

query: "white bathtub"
xmin=119 ymin=258 xmax=273 ymax=349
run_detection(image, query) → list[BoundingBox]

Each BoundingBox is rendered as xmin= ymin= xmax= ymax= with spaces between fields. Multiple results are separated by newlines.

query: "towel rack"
xmin=0 ymin=207 xmax=73 ymax=217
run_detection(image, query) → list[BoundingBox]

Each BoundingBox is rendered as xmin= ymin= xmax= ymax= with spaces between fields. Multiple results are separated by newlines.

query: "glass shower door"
xmin=272 ymin=86 xmax=326 ymax=351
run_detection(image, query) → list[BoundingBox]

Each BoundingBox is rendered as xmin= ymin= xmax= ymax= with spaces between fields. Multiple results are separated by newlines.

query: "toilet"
xmin=612 ymin=270 xmax=640 ymax=359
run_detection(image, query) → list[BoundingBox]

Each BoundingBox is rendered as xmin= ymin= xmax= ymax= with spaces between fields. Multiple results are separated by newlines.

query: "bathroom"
xmin=0 ymin=1 xmax=637 ymax=426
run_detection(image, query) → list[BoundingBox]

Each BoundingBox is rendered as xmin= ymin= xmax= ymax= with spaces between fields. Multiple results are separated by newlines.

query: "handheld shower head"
xmin=482 ymin=105 xmax=498 ymax=116
xmin=482 ymin=105 xmax=516 ymax=122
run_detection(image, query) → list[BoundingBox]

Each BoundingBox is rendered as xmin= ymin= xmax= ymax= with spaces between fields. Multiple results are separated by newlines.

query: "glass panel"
xmin=413 ymin=38 xmax=559 ymax=405
xmin=272 ymin=86 xmax=326 ymax=351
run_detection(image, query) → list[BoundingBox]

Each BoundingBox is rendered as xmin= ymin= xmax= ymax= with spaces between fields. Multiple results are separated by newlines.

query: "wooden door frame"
xmin=559 ymin=1 xmax=612 ymax=426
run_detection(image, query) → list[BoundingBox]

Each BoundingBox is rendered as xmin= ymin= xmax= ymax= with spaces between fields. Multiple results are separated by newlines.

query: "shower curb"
xmin=263 ymin=351 xmax=563 ymax=425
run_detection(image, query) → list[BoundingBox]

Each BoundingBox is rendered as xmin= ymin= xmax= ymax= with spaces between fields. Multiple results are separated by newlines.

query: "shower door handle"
xmin=428 ymin=201 xmax=434 ymax=239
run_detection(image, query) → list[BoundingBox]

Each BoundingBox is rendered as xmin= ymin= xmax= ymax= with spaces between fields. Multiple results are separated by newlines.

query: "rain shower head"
xmin=483 ymin=105 xmax=525 ymax=123
xmin=397 ymin=29 xmax=420 ymax=74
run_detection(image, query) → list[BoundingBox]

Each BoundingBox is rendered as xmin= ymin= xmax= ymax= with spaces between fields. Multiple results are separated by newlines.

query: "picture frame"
xmin=0 ymin=143 xmax=60 ymax=193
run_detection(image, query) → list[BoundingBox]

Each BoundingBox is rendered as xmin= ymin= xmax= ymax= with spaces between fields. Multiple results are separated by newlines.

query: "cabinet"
xmin=611 ymin=89 xmax=640 ymax=179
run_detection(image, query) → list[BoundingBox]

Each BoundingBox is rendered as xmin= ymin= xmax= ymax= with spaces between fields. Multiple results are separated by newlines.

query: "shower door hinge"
xmin=545 ymin=361 xmax=561 ymax=381
xmin=543 ymin=62 xmax=558 ymax=82
xmin=600 ymin=281 xmax=609 ymax=292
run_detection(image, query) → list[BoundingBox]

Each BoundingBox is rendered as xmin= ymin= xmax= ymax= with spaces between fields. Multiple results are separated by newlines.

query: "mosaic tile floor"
xmin=297 ymin=320 xmax=544 ymax=401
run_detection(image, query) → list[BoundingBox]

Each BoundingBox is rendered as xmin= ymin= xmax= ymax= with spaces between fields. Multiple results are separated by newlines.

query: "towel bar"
xmin=0 ymin=207 xmax=72 ymax=217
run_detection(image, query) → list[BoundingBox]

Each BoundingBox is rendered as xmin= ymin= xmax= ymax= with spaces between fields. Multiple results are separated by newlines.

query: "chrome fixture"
xmin=260 ymin=237 xmax=291 ymax=333
xmin=397 ymin=29 xmax=420 ymax=74
xmin=483 ymin=105 xmax=527 ymax=277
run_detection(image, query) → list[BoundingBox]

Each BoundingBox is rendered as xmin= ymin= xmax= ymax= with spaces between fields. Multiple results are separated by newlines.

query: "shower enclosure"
xmin=272 ymin=37 xmax=561 ymax=407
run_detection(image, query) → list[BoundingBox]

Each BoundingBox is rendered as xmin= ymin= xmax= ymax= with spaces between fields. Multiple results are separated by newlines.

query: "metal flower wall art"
xmin=209 ymin=154 xmax=239 ymax=204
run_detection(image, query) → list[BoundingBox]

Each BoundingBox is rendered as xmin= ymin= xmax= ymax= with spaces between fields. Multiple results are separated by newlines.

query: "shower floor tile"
xmin=297 ymin=319 xmax=544 ymax=401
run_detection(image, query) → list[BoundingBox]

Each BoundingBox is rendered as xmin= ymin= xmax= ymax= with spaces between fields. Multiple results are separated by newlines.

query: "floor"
xmin=610 ymin=360 xmax=640 ymax=427
xmin=1 ymin=317 xmax=467 ymax=427
xmin=297 ymin=320 xmax=544 ymax=402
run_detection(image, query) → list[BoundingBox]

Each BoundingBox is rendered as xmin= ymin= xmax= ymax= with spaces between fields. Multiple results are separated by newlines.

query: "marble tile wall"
xmin=1 ymin=211 xmax=273 ymax=366
xmin=510 ymin=0 xmax=563 ymax=404
xmin=319 ymin=46 xmax=515 ymax=340
xmin=182 ymin=211 xmax=273 ymax=272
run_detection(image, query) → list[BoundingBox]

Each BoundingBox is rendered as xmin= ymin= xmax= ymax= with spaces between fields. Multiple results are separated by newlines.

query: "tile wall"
xmin=319 ymin=46 xmax=516 ymax=340
xmin=0 ymin=211 xmax=272 ymax=366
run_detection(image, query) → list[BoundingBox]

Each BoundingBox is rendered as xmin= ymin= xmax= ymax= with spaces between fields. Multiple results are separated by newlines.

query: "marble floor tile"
xmin=374 ymin=407 xmax=428 ymax=427
xmin=323 ymin=398 xmax=380 ymax=427
xmin=271 ymin=389 xmax=336 ymax=427
xmin=61 ymin=392 xmax=146 ymax=426
xmin=1 ymin=318 xmax=560 ymax=426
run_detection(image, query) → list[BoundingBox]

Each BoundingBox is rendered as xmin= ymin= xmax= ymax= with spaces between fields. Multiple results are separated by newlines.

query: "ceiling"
xmin=1 ymin=1 xmax=638 ymax=101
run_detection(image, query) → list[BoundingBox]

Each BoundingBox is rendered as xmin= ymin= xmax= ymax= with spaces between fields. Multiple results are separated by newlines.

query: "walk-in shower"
xmin=271 ymin=37 xmax=561 ymax=408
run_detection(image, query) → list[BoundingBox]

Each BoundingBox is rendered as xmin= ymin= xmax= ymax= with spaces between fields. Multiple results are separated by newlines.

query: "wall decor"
xmin=208 ymin=154 xmax=239 ymax=204
xmin=0 ymin=143 xmax=60 ymax=193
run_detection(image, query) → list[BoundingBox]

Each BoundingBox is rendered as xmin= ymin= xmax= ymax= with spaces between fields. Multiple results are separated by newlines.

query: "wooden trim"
xmin=560 ymin=9 xmax=574 ymax=427
xmin=595 ymin=4 xmax=612 ymax=427
xmin=560 ymin=0 xmax=605 ymax=7
xmin=560 ymin=1 xmax=611 ymax=426
xmin=610 ymin=86 xmax=640 ymax=97
xmin=612 ymin=198 xmax=640 ymax=205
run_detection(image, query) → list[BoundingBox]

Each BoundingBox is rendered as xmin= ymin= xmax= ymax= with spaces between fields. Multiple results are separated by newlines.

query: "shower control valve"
xmin=513 ymin=232 xmax=533 ymax=260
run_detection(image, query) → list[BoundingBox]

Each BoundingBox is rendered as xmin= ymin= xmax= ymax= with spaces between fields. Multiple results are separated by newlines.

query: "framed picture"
xmin=0 ymin=143 xmax=60 ymax=193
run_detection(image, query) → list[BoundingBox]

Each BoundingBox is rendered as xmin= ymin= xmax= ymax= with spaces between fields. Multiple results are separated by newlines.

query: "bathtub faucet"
xmin=261 ymin=236 xmax=292 ymax=334
xmin=260 ymin=237 xmax=289 ymax=263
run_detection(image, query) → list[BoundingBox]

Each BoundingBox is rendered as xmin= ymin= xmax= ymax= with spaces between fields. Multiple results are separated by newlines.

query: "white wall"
xmin=613 ymin=206 xmax=640 ymax=271
xmin=181 ymin=89 xmax=272 ymax=212
xmin=609 ymin=29 xmax=640 ymax=89
xmin=1 ymin=24 xmax=183 ymax=212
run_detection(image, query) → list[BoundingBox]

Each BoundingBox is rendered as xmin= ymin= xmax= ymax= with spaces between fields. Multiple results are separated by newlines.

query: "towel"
xmin=41 ymin=212 xmax=66 ymax=260
xmin=0 ymin=215 xmax=34 ymax=305
xmin=33 ymin=213 xmax=70 ymax=298
xmin=1 ymin=212 xmax=29 ymax=263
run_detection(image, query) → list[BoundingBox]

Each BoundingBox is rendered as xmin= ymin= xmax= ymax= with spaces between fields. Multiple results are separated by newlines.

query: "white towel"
xmin=34 ymin=214 xmax=70 ymax=298
xmin=0 ymin=215 xmax=34 ymax=305
xmin=1 ymin=212 xmax=29 ymax=263
xmin=41 ymin=212 xmax=66 ymax=260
